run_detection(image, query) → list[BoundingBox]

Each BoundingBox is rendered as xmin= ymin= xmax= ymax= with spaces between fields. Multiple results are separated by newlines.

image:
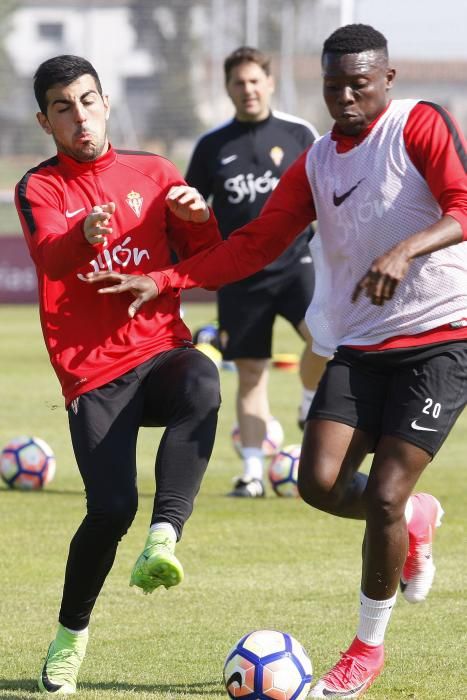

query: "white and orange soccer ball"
xmin=224 ymin=629 xmax=313 ymax=699
xmin=268 ymin=444 xmax=301 ymax=498
xmin=0 ymin=436 xmax=56 ymax=490
xmin=231 ymin=417 xmax=284 ymax=458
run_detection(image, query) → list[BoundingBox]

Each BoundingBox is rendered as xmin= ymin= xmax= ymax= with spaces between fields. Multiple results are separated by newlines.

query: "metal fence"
xmin=0 ymin=0 xmax=465 ymax=249
xmin=1 ymin=1 xmax=466 ymax=162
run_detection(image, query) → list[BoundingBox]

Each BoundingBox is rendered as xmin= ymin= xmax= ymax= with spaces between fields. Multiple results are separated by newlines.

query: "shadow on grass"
xmin=0 ymin=486 xmax=84 ymax=497
xmin=0 ymin=487 xmax=155 ymax=500
xmin=1 ymin=485 xmax=262 ymax=501
xmin=82 ymin=680 xmax=222 ymax=695
xmin=0 ymin=679 xmax=37 ymax=696
xmin=0 ymin=678 xmax=222 ymax=695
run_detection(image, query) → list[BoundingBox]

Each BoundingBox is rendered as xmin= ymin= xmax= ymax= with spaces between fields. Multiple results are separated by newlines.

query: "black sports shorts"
xmin=308 ymin=340 xmax=467 ymax=456
xmin=217 ymin=259 xmax=314 ymax=360
xmin=67 ymin=346 xmax=221 ymax=535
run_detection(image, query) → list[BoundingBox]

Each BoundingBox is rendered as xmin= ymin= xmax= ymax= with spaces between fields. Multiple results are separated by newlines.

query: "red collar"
xmin=57 ymin=144 xmax=117 ymax=173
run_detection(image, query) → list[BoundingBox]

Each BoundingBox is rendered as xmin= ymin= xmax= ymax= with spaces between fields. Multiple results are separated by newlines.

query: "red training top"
xmin=15 ymin=146 xmax=221 ymax=405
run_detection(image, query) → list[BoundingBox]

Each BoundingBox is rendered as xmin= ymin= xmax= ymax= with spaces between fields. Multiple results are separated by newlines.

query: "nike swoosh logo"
xmin=322 ymin=681 xmax=366 ymax=697
xmin=42 ymin=667 xmax=63 ymax=692
xmin=221 ymin=155 xmax=238 ymax=165
xmin=411 ymin=420 xmax=438 ymax=432
xmin=333 ymin=179 xmax=364 ymax=206
xmin=41 ymin=645 xmax=64 ymax=692
xmin=226 ymin=671 xmax=243 ymax=688
xmin=65 ymin=207 xmax=85 ymax=218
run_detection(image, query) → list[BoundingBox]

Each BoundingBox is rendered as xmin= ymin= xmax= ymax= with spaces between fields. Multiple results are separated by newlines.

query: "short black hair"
xmin=322 ymin=24 xmax=388 ymax=60
xmin=224 ymin=46 xmax=271 ymax=82
xmin=34 ymin=55 xmax=103 ymax=114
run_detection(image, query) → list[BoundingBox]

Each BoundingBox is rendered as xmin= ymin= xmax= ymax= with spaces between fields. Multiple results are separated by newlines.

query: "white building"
xmin=5 ymin=0 xmax=152 ymax=103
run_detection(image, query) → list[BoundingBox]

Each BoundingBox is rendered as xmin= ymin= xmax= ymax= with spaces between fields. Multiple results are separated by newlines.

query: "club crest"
xmin=270 ymin=146 xmax=284 ymax=166
xmin=126 ymin=190 xmax=143 ymax=218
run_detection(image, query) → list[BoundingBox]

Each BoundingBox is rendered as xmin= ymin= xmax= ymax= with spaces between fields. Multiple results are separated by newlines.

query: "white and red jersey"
xmin=15 ymin=146 xmax=221 ymax=405
xmin=151 ymin=100 xmax=467 ymax=353
xmin=305 ymin=99 xmax=466 ymax=353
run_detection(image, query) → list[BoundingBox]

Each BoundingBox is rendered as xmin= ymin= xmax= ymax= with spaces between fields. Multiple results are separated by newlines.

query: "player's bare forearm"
xmin=395 ymin=214 xmax=464 ymax=260
xmin=352 ymin=215 xmax=464 ymax=306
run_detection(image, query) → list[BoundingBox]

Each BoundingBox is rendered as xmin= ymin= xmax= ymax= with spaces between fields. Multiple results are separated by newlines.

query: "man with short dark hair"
xmin=185 ymin=46 xmax=327 ymax=498
xmin=15 ymin=54 xmax=220 ymax=695
xmin=98 ymin=23 xmax=466 ymax=697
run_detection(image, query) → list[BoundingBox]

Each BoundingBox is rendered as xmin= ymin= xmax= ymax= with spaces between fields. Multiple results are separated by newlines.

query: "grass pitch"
xmin=0 ymin=303 xmax=465 ymax=700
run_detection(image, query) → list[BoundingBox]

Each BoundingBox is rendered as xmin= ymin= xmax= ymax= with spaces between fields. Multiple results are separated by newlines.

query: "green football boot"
xmin=130 ymin=530 xmax=184 ymax=594
xmin=38 ymin=624 xmax=88 ymax=695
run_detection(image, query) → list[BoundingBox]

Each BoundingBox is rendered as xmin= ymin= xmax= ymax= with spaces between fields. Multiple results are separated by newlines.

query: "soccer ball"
xmin=268 ymin=445 xmax=301 ymax=497
xmin=0 ymin=436 xmax=56 ymax=490
xmin=231 ymin=417 xmax=284 ymax=458
xmin=224 ymin=629 xmax=312 ymax=699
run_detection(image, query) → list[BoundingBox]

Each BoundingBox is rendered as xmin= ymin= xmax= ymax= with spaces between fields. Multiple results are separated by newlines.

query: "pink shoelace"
xmin=323 ymin=652 xmax=370 ymax=688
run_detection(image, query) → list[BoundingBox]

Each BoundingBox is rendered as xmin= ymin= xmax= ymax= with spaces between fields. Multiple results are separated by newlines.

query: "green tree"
xmin=130 ymin=0 xmax=202 ymax=153
xmin=0 ymin=1 xmax=30 ymax=156
xmin=0 ymin=0 xmax=17 ymax=102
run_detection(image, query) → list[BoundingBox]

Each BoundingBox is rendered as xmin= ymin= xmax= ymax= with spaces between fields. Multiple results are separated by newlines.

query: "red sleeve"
xmin=167 ymin=207 xmax=223 ymax=260
xmin=145 ymin=156 xmax=222 ymax=260
xmin=15 ymin=173 xmax=98 ymax=280
xmin=149 ymin=150 xmax=316 ymax=293
xmin=404 ymin=102 xmax=467 ymax=239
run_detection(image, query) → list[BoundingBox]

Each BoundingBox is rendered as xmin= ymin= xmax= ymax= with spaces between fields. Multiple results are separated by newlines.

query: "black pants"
xmin=60 ymin=347 xmax=221 ymax=630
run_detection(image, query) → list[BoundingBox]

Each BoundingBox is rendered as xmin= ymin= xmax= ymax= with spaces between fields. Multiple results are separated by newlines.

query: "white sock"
xmin=405 ymin=497 xmax=414 ymax=524
xmin=299 ymin=388 xmax=316 ymax=421
xmin=357 ymin=591 xmax=397 ymax=646
xmin=241 ymin=447 xmax=264 ymax=480
xmin=62 ymin=625 xmax=88 ymax=636
xmin=150 ymin=522 xmax=177 ymax=542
